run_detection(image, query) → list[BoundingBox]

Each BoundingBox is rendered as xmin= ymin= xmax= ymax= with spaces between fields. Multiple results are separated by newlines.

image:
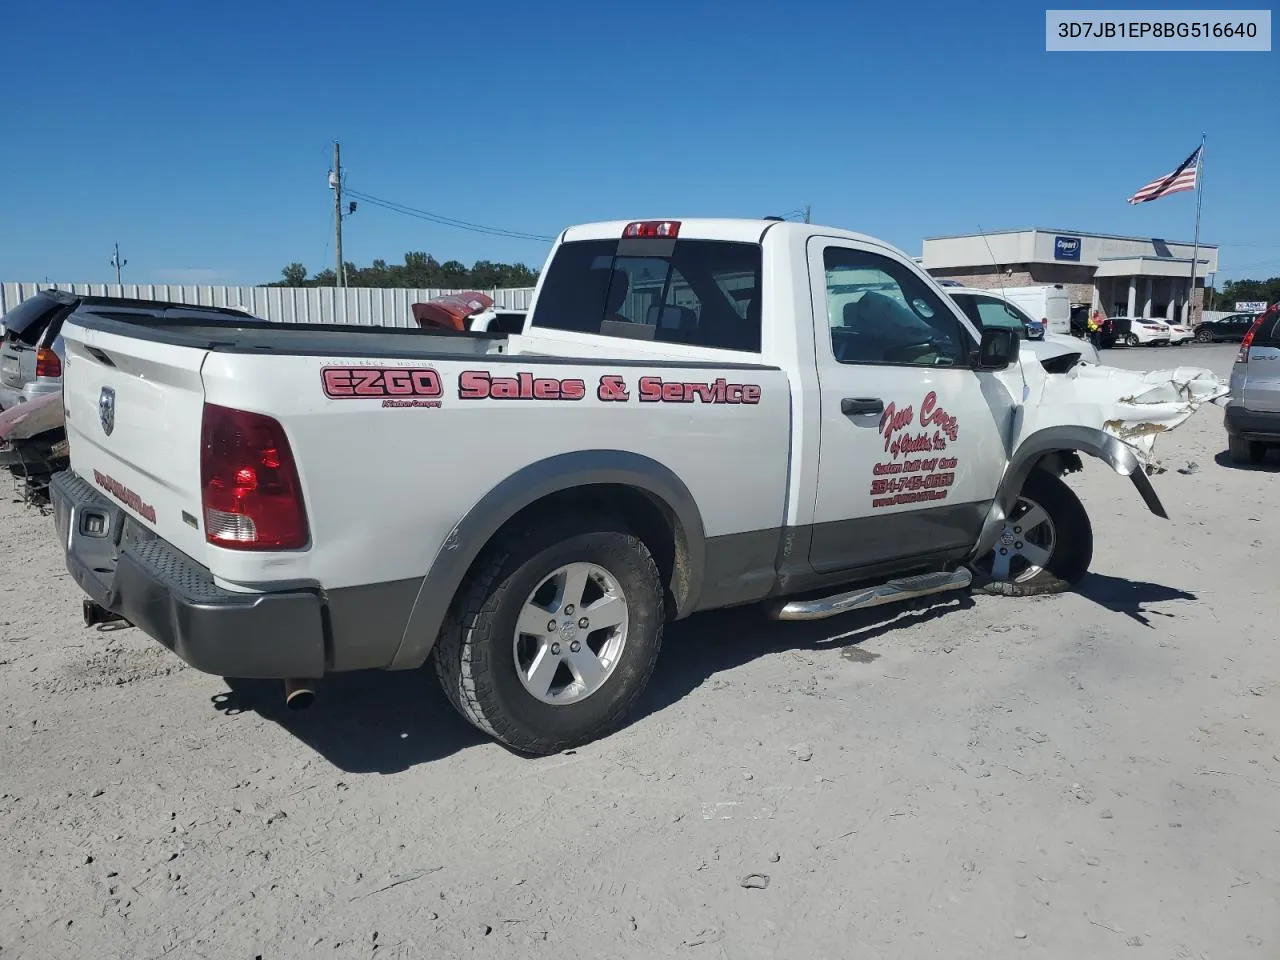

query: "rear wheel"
xmin=1227 ymin=435 xmax=1266 ymax=465
xmin=434 ymin=516 xmax=664 ymax=755
xmin=971 ymin=470 xmax=1093 ymax=597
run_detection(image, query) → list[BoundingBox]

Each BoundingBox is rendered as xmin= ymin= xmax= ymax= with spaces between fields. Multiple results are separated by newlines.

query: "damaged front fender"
xmin=970 ymin=363 xmax=1227 ymax=561
xmin=972 ymin=425 xmax=1165 ymax=561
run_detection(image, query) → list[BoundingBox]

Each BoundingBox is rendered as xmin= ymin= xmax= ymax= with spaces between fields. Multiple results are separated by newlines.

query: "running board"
xmin=769 ymin=568 xmax=973 ymax=621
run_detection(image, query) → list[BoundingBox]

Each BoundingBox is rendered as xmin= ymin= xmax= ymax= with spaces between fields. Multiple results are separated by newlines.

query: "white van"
xmin=999 ymin=285 xmax=1072 ymax=338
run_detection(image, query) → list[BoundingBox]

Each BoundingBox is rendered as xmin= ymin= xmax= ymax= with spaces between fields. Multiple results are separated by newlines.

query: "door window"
xmin=823 ymin=247 xmax=968 ymax=366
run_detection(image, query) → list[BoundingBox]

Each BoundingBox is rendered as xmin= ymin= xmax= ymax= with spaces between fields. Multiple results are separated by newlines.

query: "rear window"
xmin=1254 ymin=309 xmax=1280 ymax=345
xmin=1 ymin=295 xmax=62 ymax=345
xmin=531 ymin=239 xmax=762 ymax=352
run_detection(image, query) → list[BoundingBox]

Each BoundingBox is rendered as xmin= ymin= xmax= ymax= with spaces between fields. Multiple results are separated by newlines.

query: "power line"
xmin=343 ymin=187 xmax=556 ymax=242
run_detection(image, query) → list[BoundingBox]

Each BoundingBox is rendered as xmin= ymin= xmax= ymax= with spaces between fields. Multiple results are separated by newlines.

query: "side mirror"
xmin=975 ymin=327 xmax=1019 ymax=369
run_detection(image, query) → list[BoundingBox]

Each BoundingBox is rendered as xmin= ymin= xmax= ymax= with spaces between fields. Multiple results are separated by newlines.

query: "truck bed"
xmin=74 ymin=309 xmax=507 ymax=359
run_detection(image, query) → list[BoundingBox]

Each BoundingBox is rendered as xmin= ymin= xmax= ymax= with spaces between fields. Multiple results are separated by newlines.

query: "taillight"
xmin=1236 ymin=314 xmax=1268 ymax=363
xmin=622 ymin=220 xmax=680 ymax=239
xmin=200 ymin=403 xmax=308 ymax=550
xmin=35 ymin=347 xmax=61 ymax=378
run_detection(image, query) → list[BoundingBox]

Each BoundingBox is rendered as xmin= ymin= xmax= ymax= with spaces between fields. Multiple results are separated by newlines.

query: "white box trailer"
xmin=999 ymin=285 xmax=1072 ymax=337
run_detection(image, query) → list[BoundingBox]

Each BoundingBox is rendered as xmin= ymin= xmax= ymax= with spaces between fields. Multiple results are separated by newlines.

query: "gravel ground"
xmin=1 ymin=342 xmax=1276 ymax=960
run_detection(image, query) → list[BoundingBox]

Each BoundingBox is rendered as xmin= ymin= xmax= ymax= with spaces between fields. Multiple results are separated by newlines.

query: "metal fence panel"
xmin=1 ymin=283 xmax=537 ymax=327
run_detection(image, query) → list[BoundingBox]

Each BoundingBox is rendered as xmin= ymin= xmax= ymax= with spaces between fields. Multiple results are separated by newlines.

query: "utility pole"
xmin=110 ymin=243 xmax=127 ymax=285
xmin=330 ymin=141 xmax=345 ymax=287
xmin=804 ymin=205 xmax=811 ymax=224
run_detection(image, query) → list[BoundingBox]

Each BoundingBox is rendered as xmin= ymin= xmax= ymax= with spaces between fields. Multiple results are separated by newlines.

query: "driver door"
xmin=806 ymin=237 xmax=1016 ymax=575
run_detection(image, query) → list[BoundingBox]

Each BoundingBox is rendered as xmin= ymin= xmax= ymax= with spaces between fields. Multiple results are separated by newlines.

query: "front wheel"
xmin=1196 ymin=328 xmax=1213 ymax=343
xmin=1124 ymin=333 xmax=1141 ymax=347
xmin=971 ymin=470 xmax=1093 ymax=597
xmin=434 ymin=516 xmax=664 ymax=755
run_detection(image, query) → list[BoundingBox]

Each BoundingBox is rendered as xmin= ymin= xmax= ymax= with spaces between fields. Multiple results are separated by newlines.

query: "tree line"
xmin=270 ymin=252 xmax=539 ymax=289
xmin=1207 ymin=277 xmax=1280 ymax=311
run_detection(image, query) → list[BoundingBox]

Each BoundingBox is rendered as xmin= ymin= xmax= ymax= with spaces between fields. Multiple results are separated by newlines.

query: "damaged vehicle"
xmin=0 ymin=391 xmax=68 ymax=502
xmin=48 ymin=218 xmax=1226 ymax=755
xmin=412 ymin=291 xmax=527 ymax=335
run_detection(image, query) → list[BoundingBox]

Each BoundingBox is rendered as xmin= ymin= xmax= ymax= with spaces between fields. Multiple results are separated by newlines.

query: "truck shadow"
xmin=213 ymin=669 xmax=487 ymax=772
xmin=213 ymin=573 xmax=1193 ymax=773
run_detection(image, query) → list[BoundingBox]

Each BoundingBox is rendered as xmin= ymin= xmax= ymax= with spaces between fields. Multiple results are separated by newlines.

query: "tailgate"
xmin=0 ymin=340 xmax=33 ymax=390
xmin=1242 ymin=344 xmax=1280 ymax=412
xmin=62 ymin=322 xmax=211 ymax=561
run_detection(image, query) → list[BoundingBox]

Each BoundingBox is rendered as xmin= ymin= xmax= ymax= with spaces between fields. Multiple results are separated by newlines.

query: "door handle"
xmin=841 ymin=397 xmax=884 ymax=416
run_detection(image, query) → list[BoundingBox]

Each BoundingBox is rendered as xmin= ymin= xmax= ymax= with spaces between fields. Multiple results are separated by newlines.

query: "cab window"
xmin=823 ymin=247 xmax=968 ymax=366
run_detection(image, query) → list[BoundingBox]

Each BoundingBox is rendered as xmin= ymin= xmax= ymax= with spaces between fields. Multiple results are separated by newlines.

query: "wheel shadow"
xmin=1213 ymin=449 xmax=1280 ymax=472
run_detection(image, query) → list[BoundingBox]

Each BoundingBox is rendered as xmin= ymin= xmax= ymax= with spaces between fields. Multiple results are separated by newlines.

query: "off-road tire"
xmin=972 ymin=470 xmax=1093 ymax=597
xmin=1227 ymin=435 xmax=1266 ymax=465
xmin=433 ymin=516 xmax=664 ymax=755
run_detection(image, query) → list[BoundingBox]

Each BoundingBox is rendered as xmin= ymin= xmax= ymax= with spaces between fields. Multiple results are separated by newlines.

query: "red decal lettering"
xmin=919 ymin=390 xmax=959 ymax=442
xmin=532 ymin=376 xmax=559 ymax=399
xmin=323 ymin=366 xmax=443 ymax=401
xmin=457 ymin=370 xmax=586 ymax=401
xmin=321 ymin=369 xmax=354 ymax=396
xmin=598 ymin=375 xmax=630 ymax=402
xmin=636 ymin=376 xmax=762 ymax=404
xmin=352 ymin=370 xmax=382 ymax=396
xmin=92 ymin=469 xmax=157 ymax=524
xmin=458 ymin=370 xmax=490 ymax=399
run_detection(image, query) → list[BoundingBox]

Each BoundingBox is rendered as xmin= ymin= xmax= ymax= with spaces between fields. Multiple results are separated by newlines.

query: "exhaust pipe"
xmin=83 ymin=598 xmax=126 ymax=627
xmin=284 ymin=678 xmax=316 ymax=710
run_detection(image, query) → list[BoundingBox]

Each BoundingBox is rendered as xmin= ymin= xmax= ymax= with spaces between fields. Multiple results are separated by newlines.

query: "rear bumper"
xmin=50 ymin=470 xmax=326 ymax=678
xmin=1225 ymin=405 xmax=1280 ymax=443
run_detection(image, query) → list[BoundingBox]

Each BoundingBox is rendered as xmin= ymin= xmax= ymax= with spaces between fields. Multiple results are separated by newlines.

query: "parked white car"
xmin=1115 ymin=317 xmax=1173 ymax=347
xmin=945 ymin=286 xmax=1101 ymax=366
xmin=1154 ymin=317 xmax=1194 ymax=345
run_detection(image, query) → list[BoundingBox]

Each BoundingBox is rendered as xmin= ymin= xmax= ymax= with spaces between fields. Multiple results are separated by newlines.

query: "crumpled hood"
xmin=1013 ymin=357 xmax=1228 ymax=471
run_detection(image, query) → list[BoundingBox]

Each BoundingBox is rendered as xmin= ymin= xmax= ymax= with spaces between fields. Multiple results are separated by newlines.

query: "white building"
xmin=921 ymin=228 xmax=1218 ymax=324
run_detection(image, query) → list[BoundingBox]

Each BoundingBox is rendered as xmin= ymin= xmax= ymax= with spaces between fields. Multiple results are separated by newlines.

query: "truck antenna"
xmin=976 ymin=224 xmax=1006 ymax=297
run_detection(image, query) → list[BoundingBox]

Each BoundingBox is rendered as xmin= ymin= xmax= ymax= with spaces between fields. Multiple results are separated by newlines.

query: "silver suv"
xmin=1225 ymin=304 xmax=1280 ymax=464
xmin=0 ymin=290 xmax=79 ymax=410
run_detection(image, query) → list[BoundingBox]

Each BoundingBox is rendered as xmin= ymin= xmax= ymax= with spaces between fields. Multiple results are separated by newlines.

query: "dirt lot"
xmin=1 ymin=343 xmax=1276 ymax=960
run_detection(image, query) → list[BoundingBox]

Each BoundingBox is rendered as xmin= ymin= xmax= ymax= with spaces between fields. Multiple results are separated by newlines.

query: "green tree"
xmin=266 ymin=252 xmax=540 ymax=289
xmin=280 ymin=262 xmax=308 ymax=285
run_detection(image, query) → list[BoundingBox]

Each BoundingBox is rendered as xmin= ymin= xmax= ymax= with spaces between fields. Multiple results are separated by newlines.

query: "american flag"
xmin=1127 ymin=146 xmax=1202 ymax=204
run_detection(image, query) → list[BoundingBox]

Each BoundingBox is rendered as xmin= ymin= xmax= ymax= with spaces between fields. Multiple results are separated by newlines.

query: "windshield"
xmin=954 ymin=294 xmax=1034 ymax=340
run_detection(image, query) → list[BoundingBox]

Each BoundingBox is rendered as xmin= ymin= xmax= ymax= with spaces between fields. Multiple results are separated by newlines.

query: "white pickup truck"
xmin=50 ymin=218 xmax=1225 ymax=755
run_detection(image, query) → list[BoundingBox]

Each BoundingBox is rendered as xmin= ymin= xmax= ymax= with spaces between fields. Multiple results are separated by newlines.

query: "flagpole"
xmin=1188 ymin=133 xmax=1205 ymax=323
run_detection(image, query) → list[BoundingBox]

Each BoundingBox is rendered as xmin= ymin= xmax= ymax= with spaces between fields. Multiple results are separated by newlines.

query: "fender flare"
xmin=970 ymin=425 xmax=1167 ymax=561
xmin=389 ymin=450 xmax=707 ymax=670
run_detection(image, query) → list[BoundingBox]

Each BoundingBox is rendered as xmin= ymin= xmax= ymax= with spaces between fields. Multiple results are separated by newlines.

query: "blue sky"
xmin=1 ymin=0 xmax=1276 ymax=286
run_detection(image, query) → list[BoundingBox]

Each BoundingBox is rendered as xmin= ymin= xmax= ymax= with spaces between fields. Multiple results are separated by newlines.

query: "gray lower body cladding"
xmin=50 ymin=470 xmax=416 ymax=679
xmin=1225 ymin=404 xmax=1280 ymax=443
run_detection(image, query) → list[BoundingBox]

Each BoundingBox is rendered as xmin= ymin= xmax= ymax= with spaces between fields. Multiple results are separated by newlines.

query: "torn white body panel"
xmin=1015 ymin=359 xmax=1228 ymax=470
